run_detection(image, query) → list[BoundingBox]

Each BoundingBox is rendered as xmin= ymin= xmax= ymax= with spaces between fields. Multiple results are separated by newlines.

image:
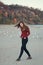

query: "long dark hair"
xmin=17 ymin=21 xmax=29 ymax=31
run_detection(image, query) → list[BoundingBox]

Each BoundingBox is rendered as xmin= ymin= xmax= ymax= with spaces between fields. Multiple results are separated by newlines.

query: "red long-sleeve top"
xmin=21 ymin=27 xmax=30 ymax=38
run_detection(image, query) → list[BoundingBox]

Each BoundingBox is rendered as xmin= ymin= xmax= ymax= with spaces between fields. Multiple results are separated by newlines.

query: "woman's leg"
xmin=18 ymin=46 xmax=24 ymax=60
xmin=16 ymin=39 xmax=24 ymax=61
xmin=23 ymin=38 xmax=31 ymax=58
xmin=24 ymin=47 xmax=32 ymax=59
xmin=24 ymin=46 xmax=31 ymax=57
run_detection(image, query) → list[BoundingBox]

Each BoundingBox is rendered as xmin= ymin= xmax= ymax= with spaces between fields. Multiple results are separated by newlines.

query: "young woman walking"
xmin=16 ymin=21 xmax=32 ymax=61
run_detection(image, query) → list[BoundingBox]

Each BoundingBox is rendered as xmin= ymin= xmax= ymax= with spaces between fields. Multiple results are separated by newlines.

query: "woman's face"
xmin=20 ymin=23 xmax=23 ymax=27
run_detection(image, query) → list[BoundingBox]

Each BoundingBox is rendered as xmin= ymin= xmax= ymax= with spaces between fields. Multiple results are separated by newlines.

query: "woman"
xmin=16 ymin=21 xmax=32 ymax=61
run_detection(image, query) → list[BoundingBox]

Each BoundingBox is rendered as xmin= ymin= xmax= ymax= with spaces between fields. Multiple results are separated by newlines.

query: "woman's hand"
xmin=24 ymin=37 xmax=26 ymax=39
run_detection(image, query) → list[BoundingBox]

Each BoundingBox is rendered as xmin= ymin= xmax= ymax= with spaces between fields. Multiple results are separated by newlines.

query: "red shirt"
xmin=21 ymin=28 xmax=30 ymax=38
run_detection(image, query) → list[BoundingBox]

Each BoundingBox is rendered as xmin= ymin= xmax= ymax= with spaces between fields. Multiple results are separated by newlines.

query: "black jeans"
xmin=18 ymin=37 xmax=31 ymax=59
